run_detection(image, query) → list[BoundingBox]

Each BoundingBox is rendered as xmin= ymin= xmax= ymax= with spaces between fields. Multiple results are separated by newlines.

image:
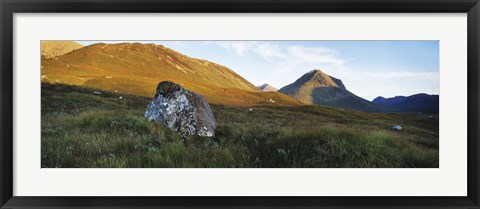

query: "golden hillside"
xmin=41 ymin=42 xmax=303 ymax=106
xmin=41 ymin=41 xmax=84 ymax=58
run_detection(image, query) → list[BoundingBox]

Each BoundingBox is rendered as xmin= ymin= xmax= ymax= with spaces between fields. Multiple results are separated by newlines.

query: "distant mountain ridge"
xmin=278 ymin=69 xmax=394 ymax=112
xmin=41 ymin=41 xmax=84 ymax=58
xmin=373 ymin=93 xmax=439 ymax=113
xmin=41 ymin=42 xmax=302 ymax=106
xmin=257 ymin=83 xmax=277 ymax=92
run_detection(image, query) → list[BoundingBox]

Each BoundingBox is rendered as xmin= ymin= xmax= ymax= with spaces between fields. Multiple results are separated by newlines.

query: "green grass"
xmin=41 ymin=83 xmax=439 ymax=168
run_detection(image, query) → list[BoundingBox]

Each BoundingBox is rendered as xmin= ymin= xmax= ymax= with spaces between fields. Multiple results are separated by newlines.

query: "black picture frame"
xmin=1 ymin=0 xmax=479 ymax=208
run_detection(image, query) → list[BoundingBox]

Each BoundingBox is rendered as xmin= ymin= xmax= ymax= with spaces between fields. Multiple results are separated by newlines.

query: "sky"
xmin=76 ymin=40 xmax=439 ymax=101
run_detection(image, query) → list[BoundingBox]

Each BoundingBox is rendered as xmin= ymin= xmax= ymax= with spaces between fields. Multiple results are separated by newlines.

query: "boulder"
xmin=144 ymin=81 xmax=216 ymax=138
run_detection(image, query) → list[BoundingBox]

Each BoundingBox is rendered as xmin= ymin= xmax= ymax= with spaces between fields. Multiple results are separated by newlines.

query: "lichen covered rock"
xmin=145 ymin=81 xmax=216 ymax=138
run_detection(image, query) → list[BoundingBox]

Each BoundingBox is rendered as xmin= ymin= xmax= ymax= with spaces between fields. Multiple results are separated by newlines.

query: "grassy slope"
xmin=41 ymin=41 xmax=84 ymax=58
xmin=42 ymin=83 xmax=439 ymax=168
xmin=41 ymin=42 xmax=301 ymax=106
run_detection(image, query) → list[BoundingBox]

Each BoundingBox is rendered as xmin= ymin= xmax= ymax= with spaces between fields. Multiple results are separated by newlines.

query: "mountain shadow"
xmin=373 ymin=94 xmax=439 ymax=113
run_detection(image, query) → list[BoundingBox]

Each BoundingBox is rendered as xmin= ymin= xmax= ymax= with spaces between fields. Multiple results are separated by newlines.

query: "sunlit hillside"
xmin=41 ymin=42 xmax=302 ymax=106
xmin=41 ymin=41 xmax=84 ymax=58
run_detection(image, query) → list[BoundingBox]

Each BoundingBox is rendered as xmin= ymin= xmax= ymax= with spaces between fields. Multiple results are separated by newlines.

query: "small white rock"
xmin=392 ymin=125 xmax=402 ymax=131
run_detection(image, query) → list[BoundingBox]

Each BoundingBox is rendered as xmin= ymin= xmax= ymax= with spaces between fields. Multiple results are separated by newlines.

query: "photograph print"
xmin=41 ymin=40 xmax=439 ymax=168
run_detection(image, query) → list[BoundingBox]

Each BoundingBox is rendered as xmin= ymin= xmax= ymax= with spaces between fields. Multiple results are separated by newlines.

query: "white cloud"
xmin=212 ymin=41 xmax=345 ymax=65
xmin=253 ymin=43 xmax=287 ymax=59
xmin=287 ymin=46 xmax=345 ymax=65
xmin=215 ymin=41 xmax=257 ymax=56
xmin=230 ymin=42 xmax=254 ymax=56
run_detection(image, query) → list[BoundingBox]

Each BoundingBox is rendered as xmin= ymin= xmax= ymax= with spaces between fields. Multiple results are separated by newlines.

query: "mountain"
xmin=278 ymin=69 xmax=394 ymax=112
xmin=373 ymin=94 xmax=439 ymax=113
xmin=41 ymin=41 xmax=84 ymax=58
xmin=257 ymin=83 xmax=277 ymax=92
xmin=41 ymin=42 xmax=302 ymax=106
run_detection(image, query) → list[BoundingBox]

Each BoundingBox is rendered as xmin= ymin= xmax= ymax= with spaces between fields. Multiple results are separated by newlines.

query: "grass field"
xmin=41 ymin=83 xmax=439 ymax=168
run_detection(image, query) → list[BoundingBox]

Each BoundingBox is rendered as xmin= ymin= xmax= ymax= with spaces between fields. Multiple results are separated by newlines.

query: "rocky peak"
xmin=299 ymin=69 xmax=346 ymax=89
xmin=257 ymin=83 xmax=278 ymax=92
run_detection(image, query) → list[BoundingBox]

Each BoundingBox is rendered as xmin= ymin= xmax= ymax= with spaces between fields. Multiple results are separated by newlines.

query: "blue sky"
xmin=76 ymin=40 xmax=439 ymax=100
